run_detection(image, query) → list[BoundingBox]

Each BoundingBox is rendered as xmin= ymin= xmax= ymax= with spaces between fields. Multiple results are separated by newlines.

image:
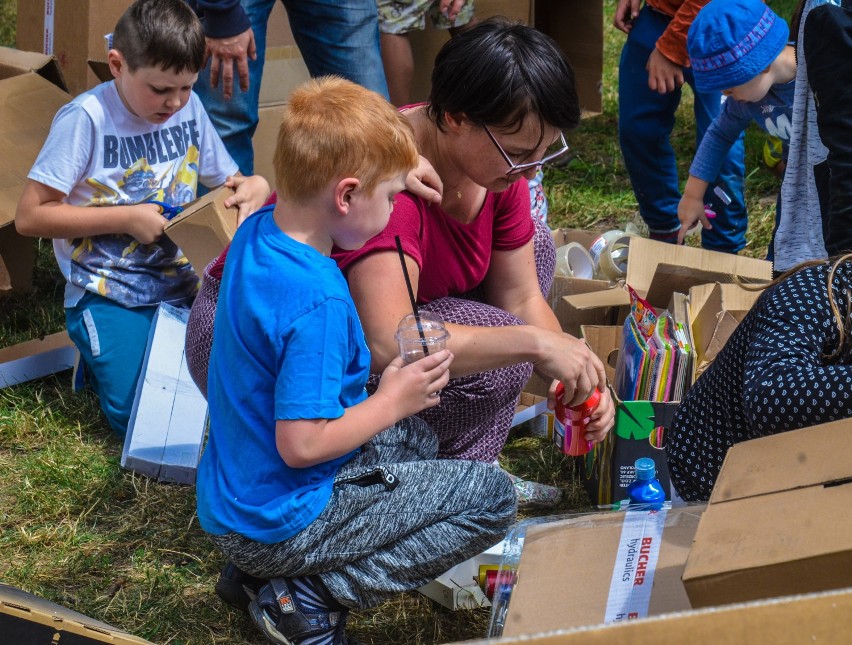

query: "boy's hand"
xmin=374 ymin=349 xmax=453 ymax=419
xmin=581 ymin=386 xmax=616 ymax=445
xmin=646 ymin=49 xmax=684 ymax=94
xmin=126 ymin=203 xmax=168 ymax=244
xmin=224 ymin=174 xmax=271 ymax=226
xmin=677 ymin=194 xmax=711 ymax=243
xmin=438 ymin=0 xmax=467 ymax=21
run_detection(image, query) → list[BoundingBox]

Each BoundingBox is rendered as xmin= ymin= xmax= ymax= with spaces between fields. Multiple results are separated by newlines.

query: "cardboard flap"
xmin=88 ymin=59 xmax=112 ymax=83
xmin=710 ymin=420 xmax=852 ymax=504
xmin=625 ymin=238 xmax=771 ymax=302
xmin=0 ymin=46 xmax=66 ymax=90
xmin=164 ymin=186 xmax=238 ymax=272
xmin=0 ymin=74 xmax=71 ymax=228
xmin=581 ymin=325 xmax=621 ymax=383
xmin=564 ymin=287 xmax=630 ymax=310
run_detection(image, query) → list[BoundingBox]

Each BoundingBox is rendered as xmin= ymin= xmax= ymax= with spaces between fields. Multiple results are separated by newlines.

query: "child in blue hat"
xmin=677 ymin=0 xmax=795 ymax=260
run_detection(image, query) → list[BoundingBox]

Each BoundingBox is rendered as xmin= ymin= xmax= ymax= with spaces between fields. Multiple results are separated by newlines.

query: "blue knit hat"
xmin=688 ymin=0 xmax=789 ymax=93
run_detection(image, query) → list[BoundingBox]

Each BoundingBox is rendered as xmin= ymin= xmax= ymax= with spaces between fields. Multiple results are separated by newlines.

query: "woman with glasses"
xmin=334 ymin=18 xmax=615 ymax=507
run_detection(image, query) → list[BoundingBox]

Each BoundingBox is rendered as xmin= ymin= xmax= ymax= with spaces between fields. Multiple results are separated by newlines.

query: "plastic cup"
xmin=395 ymin=312 xmax=450 ymax=363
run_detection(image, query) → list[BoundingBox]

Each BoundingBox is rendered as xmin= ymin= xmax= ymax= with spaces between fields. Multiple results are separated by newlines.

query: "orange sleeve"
xmin=652 ymin=0 xmax=712 ymax=67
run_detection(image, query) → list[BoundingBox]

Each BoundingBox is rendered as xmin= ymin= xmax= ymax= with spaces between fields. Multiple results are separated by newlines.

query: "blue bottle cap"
xmin=634 ymin=457 xmax=656 ymax=481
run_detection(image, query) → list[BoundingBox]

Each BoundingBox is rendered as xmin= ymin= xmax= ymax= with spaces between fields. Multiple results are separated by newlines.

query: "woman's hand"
xmin=405 ymin=155 xmax=443 ymax=204
xmin=224 ymin=174 xmax=271 ymax=226
xmin=538 ymin=331 xmax=608 ymax=408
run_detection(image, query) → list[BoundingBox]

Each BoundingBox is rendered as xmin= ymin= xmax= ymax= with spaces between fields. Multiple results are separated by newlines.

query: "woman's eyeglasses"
xmin=482 ymin=125 xmax=571 ymax=176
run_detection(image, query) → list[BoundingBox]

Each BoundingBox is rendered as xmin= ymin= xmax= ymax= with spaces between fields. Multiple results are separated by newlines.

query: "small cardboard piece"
xmin=0 ymin=583 xmax=152 ymax=644
xmin=688 ymin=282 xmax=760 ymax=375
xmin=682 ymin=419 xmax=852 ymax=609
xmin=418 ymin=539 xmax=507 ymax=610
xmin=499 ymin=505 xmax=705 ymax=637
xmin=0 ymin=331 xmax=76 ymax=388
xmin=164 ymin=186 xmax=238 ymax=274
xmin=579 ymin=325 xmax=679 ymax=506
xmin=0 ymin=47 xmax=71 ymax=294
xmin=122 ymin=303 xmax=208 ymax=485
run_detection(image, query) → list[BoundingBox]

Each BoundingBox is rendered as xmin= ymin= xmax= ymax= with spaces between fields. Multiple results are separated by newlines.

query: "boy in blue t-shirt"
xmin=677 ymin=0 xmax=795 ymax=256
xmin=195 ymin=76 xmax=516 ymax=645
xmin=15 ymin=0 xmax=270 ymax=437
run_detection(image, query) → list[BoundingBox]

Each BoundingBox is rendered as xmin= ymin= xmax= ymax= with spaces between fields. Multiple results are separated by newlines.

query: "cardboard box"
xmin=418 ymin=539 xmax=507 ymax=610
xmin=408 ymin=1 xmax=603 ymax=116
xmin=688 ymin=282 xmax=760 ymax=377
xmin=562 ymin=237 xmax=772 ymax=318
xmin=682 ymin=420 xmax=852 ymax=609
xmin=0 ymin=47 xmax=71 ymax=294
xmin=0 ymin=583 xmax=152 ymax=644
xmin=164 ymin=186 xmax=238 ymax=274
xmin=466 ymin=586 xmax=852 ymax=644
xmin=122 ymin=303 xmax=208 ymax=485
xmin=16 ymin=0 xmax=130 ymax=96
xmin=0 ymin=331 xmax=76 ymax=388
xmin=579 ymin=325 xmax=679 ymax=507
xmin=494 ymin=505 xmax=705 ymax=638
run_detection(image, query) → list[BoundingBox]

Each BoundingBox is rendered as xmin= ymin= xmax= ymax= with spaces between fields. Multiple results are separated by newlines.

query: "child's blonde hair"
xmin=273 ymin=77 xmax=419 ymax=201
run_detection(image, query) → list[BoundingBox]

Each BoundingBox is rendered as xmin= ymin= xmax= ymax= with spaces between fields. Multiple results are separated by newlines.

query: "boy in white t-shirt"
xmin=15 ymin=0 xmax=269 ymax=437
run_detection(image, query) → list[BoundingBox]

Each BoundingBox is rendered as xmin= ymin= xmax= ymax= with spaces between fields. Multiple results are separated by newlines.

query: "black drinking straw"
xmin=394 ymin=235 xmax=429 ymax=355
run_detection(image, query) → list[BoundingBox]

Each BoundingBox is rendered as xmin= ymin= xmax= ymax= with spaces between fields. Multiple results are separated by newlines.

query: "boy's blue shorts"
xmin=66 ymin=292 xmax=158 ymax=438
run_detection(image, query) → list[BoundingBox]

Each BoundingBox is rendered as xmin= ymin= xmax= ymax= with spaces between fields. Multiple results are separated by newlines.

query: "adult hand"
xmin=439 ymin=0 xmax=467 ymax=22
xmin=613 ymin=0 xmax=641 ymax=34
xmin=205 ymin=28 xmax=257 ymax=100
xmin=405 ymin=155 xmax=443 ymax=204
xmin=646 ymin=48 xmax=684 ymax=94
xmin=538 ymin=332 xmax=608 ymax=409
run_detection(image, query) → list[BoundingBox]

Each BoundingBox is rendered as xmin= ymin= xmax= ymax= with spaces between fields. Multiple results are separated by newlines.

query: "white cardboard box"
xmin=0 ymin=331 xmax=77 ymax=388
xmin=121 ymin=303 xmax=208 ymax=485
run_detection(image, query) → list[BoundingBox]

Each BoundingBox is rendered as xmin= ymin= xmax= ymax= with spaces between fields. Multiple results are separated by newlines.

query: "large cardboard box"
xmin=0 ymin=583 xmax=152 ymax=644
xmin=164 ymin=186 xmax=238 ymax=274
xmin=465 ymin=586 xmax=852 ymax=644
xmin=682 ymin=419 xmax=852 ymax=608
xmin=253 ymin=103 xmax=283 ymax=190
xmin=16 ymin=0 xmax=129 ymax=96
xmin=122 ymin=303 xmax=208 ymax=485
xmin=0 ymin=47 xmax=71 ymax=294
xmin=494 ymin=505 xmax=705 ymax=638
xmin=408 ymin=1 xmax=603 ymax=116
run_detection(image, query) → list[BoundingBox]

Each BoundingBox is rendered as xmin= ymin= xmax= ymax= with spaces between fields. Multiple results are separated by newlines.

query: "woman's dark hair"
xmin=427 ymin=17 xmax=580 ymax=140
xmin=112 ymin=0 xmax=206 ymax=74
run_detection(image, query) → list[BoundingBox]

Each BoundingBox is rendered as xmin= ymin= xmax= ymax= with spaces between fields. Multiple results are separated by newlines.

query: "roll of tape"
xmin=555 ymin=242 xmax=595 ymax=279
xmin=588 ymin=230 xmax=625 ymax=272
xmin=599 ymin=235 xmax=631 ymax=281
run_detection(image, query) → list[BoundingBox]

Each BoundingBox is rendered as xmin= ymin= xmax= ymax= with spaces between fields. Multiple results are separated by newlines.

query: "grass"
xmin=0 ymin=1 xmax=796 ymax=643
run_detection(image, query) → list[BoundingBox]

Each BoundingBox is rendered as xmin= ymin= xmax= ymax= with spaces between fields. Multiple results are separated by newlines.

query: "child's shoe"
xmin=214 ymin=560 xmax=265 ymax=613
xmin=249 ymin=576 xmax=351 ymax=645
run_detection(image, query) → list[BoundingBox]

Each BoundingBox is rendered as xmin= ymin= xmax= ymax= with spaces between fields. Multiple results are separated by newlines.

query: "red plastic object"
xmin=554 ymin=383 xmax=602 ymax=456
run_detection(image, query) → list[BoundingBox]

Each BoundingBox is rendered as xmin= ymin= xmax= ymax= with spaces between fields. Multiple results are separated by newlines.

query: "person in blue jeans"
xmin=613 ymin=0 xmax=748 ymax=253
xmin=186 ymin=0 xmax=389 ymax=176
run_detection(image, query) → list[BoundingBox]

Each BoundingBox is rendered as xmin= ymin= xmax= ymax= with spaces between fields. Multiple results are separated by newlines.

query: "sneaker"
xmin=249 ymin=576 xmax=350 ymax=645
xmin=215 ymin=561 xmax=265 ymax=613
xmin=504 ymin=471 xmax=563 ymax=510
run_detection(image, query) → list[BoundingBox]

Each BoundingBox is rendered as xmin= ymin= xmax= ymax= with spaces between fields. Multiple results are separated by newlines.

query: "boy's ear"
xmin=107 ymin=50 xmax=124 ymax=79
xmin=334 ymin=177 xmax=361 ymax=215
xmin=444 ymin=112 xmax=469 ymax=133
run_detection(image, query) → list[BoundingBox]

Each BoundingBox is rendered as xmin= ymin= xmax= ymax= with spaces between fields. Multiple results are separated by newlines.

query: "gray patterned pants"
xmin=208 ymin=417 xmax=517 ymax=609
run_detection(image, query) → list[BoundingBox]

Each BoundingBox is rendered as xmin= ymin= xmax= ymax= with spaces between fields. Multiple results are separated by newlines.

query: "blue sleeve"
xmin=188 ymin=0 xmax=251 ymax=39
xmin=274 ymin=298 xmax=356 ymax=421
xmin=689 ymin=98 xmax=754 ymax=183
